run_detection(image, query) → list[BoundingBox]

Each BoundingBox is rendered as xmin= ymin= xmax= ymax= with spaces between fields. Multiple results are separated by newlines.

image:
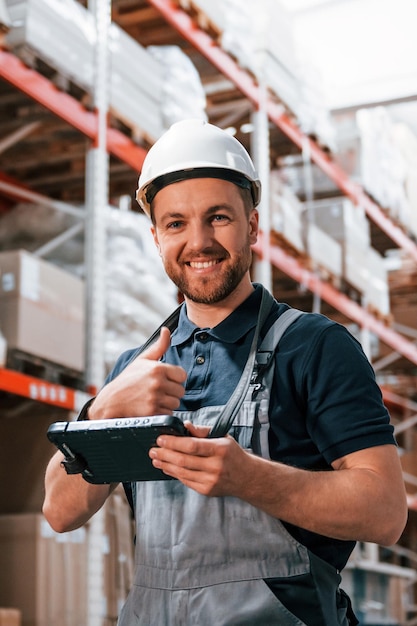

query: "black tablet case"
xmin=47 ymin=415 xmax=188 ymax=483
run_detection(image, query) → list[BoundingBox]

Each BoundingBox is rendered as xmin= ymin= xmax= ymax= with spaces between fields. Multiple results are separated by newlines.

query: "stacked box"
xmin=104 ymin=489 xmax=135 ymax=624
xmin=0 ymin=406 xmax=68 ymax=515
xmin=0 ymin=494 xmax=135 ymax=626
xmin=0 ymin=249 xmax=84 ymax=371
xmin=270 ymin=172 xmax=305 ymax=254
xmin=0 ymin=514 xmax=88 ymax=626
xmin=0 ymin=609 xmax=21 ymax=626
xmin=303 ymin=198 xmax=370 ymax=285
xmin=305 ymin=223 xmax=343 ymax=280
xmin=365 ymin=247 xmax=390 ymax=316
xmin=304 ymin=197 xmax=370 ymax=251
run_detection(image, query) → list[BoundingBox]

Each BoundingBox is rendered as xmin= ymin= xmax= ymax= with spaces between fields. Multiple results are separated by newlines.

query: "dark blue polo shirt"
xmin=108 ymin=284 xmax=395 ymax=570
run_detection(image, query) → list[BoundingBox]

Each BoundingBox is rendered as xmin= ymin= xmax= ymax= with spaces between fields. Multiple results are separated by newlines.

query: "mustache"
xmin=180 ymin=246 xmax=229 ymax=261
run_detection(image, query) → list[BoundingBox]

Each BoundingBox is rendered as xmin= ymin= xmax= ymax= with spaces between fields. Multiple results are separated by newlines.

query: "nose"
xmin=186 ymin=220 xmax=213 ymax=251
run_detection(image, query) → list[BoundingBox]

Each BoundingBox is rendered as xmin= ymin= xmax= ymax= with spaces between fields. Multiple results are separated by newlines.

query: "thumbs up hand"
xmin=88 ymin=327 xmax=187 ymax=420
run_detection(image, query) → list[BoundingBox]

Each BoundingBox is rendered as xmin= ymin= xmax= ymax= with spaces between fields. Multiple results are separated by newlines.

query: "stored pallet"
xmin=6 ymin=348 xmax=85 ymax=391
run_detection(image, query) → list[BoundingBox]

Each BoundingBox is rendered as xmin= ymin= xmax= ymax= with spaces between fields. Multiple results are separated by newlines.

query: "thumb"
xmin=139 ymin=326 xmax=171 ymax=362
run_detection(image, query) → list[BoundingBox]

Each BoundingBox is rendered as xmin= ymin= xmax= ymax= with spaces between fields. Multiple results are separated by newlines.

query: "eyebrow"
xmin=157 ymin=203 xmax=236 ymax=222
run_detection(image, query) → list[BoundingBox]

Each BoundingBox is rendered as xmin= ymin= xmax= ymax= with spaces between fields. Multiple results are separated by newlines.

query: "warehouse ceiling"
xmin=280 ymin=0 xmax=417 ymax=115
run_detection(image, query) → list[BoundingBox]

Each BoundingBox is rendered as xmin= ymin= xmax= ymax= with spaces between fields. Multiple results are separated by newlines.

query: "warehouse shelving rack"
xmin=0 ymin=1 xmax=416 ymax=623
xmin=0 ymin=0 xmax=417 ymax=401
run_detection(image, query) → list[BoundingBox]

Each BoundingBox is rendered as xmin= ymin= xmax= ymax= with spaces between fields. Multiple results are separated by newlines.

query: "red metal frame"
xmin=147 ymin=0 xmax=417 ymax=264
xmin=0 ymin=49 xmax=147 ymax=171
xmin=0 ymin=11 xmax=416 ymax=402
xmin=252 ymin=234 xmax=417 ymax=366
xmin=0 ymin=367 xmax=91 ymax=410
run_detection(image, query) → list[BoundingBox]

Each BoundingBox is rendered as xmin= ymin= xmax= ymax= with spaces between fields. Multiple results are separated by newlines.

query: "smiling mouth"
xmin=187 ymin=259 xmax=222 ymax=269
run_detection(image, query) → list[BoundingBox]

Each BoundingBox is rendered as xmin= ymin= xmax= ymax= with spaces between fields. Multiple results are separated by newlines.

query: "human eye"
xmin=166 ymin=220 xmax=183 ymax=230
xmin=211 ymin=213 xmax=229 ymax=223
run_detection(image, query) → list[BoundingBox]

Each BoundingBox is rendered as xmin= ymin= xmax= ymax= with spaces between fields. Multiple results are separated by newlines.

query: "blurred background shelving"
xmin=0 ymin=1 xmax=417 ymax=624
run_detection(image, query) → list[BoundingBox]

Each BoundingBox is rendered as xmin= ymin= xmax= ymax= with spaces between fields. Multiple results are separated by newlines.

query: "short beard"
xmin=164 ymin=241 xmax=252 ymax=305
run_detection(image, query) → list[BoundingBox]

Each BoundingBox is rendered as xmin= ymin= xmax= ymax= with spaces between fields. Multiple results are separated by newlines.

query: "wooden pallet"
xmin=173 ymin=0 xmax=223 ymax=41
xmin=6 ymin=349 xmax=85 ymax=391
xmin=270 ymin=230 xmax=307 ymax=261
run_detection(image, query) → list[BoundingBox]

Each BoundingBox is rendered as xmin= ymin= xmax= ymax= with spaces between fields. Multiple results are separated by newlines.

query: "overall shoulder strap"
xmin=208 ymin=287 xmax=275 ymax=438
xmin=254 ymin=308 xmax=305 ymax=379
xmin=252 ymin=308 xmax=304 ymax=459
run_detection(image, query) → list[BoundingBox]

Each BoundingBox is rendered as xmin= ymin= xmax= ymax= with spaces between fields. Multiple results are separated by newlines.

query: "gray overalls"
xmin=118 ymin=293 xmax=354 ymax=625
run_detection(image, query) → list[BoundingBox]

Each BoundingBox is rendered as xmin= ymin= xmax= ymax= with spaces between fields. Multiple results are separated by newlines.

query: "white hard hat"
xmin=136 ymin=119 xmax=261 ymax=217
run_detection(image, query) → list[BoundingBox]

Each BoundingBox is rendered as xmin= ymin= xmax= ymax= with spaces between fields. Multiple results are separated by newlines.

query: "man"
xmin=43 ymin=119 xmax=407 ymax=625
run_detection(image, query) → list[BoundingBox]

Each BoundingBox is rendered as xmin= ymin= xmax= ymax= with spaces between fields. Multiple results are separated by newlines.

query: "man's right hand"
xmin=88 ymin=326 xmax=187 ymax=420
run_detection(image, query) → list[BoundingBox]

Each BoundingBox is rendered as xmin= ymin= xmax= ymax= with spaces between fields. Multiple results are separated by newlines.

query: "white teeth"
xmin=189 ymin=260 xmax=218 ymax=269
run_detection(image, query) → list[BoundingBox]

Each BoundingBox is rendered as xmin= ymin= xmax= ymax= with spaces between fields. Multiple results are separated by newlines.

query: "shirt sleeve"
xmin=300 ymin=320 xmax=396 ymax=464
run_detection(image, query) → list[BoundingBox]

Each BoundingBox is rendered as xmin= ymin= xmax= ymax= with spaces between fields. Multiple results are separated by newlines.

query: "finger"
xmin=156 ymin=434 xmax=223 ymax=458
xmin=184 ymin=421 xmax=210 ymax=438
xmin=139 ymin=326 xmax=171 ymax=362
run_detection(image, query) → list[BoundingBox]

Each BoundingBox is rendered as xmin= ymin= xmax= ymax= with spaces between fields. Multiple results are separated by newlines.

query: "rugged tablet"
xmin=47 ymin=415 xmax=188 ymax=483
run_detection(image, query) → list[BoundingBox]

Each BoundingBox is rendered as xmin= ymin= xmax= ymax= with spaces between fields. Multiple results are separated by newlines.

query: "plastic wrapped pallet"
xmin=0 ymin=204 xmax=179 ymax=375
xmin=270 ymin=171 xmax=305 ymax=255
xmin=5 ymin=0 xmax=161 ymax=140
xmin=391 ymin=121 xmax=417 ymax=240
xmin=104 ymin=209 xmax=179 ymax=374
xmin=302 ymin=197 xmax=370 ymax=251
xmin=147 ymin=45 xmax=207 ymax=129
xmin=305 ymin=223 xmax=343 ymax=282
xmin=5 ymin=0 xmax=206 ymax=142
xmin=221 ymin=0 xmax=302 ymax=118
xmin=365 ymin=247 xmax=390 ymax=317
xmin=357 ymin=107 xmax=410 ymax=226
xmin=335 ymin=108 xmax=412 ymax=233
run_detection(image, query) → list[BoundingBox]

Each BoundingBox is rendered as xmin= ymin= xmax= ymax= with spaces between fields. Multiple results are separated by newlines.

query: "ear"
xmin=248 ymin=209 xmax=259 ymax=244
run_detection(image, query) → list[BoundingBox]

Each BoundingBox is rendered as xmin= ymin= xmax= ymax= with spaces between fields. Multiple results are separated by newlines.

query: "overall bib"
xmin=117 ymin=295 xmax=354 ymax=626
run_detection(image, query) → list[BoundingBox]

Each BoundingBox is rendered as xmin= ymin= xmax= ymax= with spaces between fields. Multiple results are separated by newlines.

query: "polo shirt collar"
xmin=170 ymin=284 xmax=263 ymax=347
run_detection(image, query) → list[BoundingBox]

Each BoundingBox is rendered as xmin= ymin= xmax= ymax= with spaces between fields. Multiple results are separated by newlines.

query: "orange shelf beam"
xmin=0 ymin=49 xmax=147 ymax=172
xmin=253 ymin=235 xmax=417 ymax=366
xmin=148 ymin=0 xmax=417 ymax=264
xmin=0 ymin=367 xmax=91 ymax=411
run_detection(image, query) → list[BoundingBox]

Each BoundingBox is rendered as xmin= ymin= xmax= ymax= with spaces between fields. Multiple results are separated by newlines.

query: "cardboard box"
xmin=0 ymin=403 xmax=69 ymax=515
xmin=0 ymin=609 xmax=21 ymax=626
xmin=0 ymin=250 xmax=84 ymax=371
xmin=0 ymin=494 xmax=135 ymax=626
xmin=0 ymin=514 xmax=88 ymax=626
xmin=104 ymin=489 xmax=135 ymax=623
xmin=306 ymin=223 xmax=343 ymax=278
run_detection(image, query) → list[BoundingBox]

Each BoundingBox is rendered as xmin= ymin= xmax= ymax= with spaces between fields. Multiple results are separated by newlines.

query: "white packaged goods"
xmin=303 ymin=197 xmax=370 ymax=251
xmin=147 ymin=46 xmax=207 ymax=128
xmin=6 ymin=0 xmax=206 ymax=140
xmin=391 ymin=122 xmax=417 ymax=240
xmin=306 ymin=223 xmax=343 ymax=279
xmin=105 ymin=209 xmax=179 ymax=373
xmin=270 ymin=171 xmax=305 ymax=254
xmin=335 ymin=107 xmax=414 ymax=236
xmin=177 ymin=0 xmax=335 ymax=148
xmin=365 ymin=247 xmax=390 ymax=317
